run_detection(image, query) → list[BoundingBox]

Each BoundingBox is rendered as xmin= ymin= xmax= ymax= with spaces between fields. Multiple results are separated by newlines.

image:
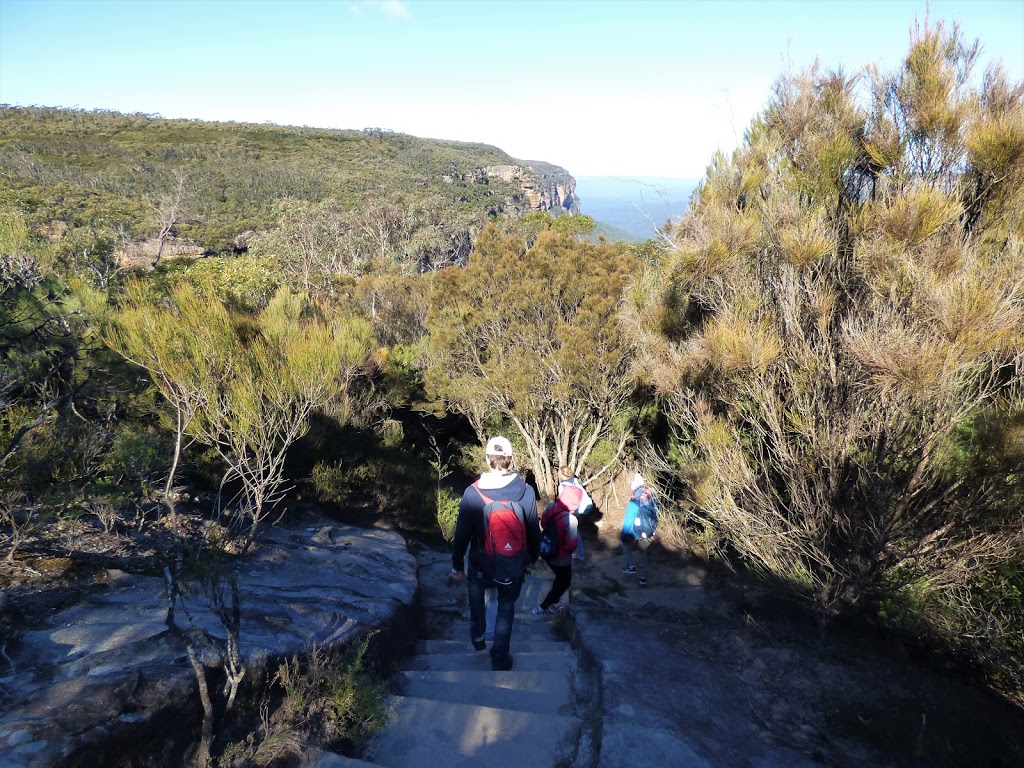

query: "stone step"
xmin=517 ymin=575 xmax=554 ymax=607
xmin=393 ymin=669 xmax=571 ymax=715
xmin=363 ymin=695 xmax=581 ymax=768
xmin=433 ymin=616 xmax=562 ymax=644
xmin=418 ymin=638 xmax=566 ymax=655
xmin=399 ymin=648 xmax=576 ymax=673
xmin=309 ymin=750 xmax=380 ymax=767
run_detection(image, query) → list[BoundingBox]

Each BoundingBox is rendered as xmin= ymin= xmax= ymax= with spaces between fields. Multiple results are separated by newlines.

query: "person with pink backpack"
xmin=531 ymin=483 xmax=583 ymax=615
xmin=557 ymin=465 xmax=594 ymax=561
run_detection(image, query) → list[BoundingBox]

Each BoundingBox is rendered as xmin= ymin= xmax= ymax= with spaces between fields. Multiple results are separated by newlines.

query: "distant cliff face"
xmin=483 ymin=163 xmax=580 ymax=216
xmin=444 ymin=161 xmax=580 ymax=218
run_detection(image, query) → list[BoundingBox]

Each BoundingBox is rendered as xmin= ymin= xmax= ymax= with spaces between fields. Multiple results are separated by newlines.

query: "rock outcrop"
xmin=115 ymin=236 xmax=204 ymax=268
xmin=0 ymin=517 xmax=417 ymax=768
xmin=442 ymin=161 xmax=580 ymax=218
xmin=483 ymin=163 xmax=580 ymax=216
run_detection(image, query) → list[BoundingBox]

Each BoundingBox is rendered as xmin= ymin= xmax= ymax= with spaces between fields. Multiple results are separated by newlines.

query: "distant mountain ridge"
xmin=0 ymin=106 xmax=579 ymax=254
xmin=576 ymin=176 xmax=698 ymax=241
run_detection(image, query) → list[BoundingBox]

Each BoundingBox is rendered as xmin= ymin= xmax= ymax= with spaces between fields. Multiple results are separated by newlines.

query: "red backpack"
xmin=474 ymin=483 xmax=528 ymax=585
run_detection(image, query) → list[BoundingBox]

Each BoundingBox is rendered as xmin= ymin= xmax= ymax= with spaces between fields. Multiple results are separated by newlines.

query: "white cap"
xmin=630 ymin=472 xmax=645 ymax=491
xmin=485 ymin=436 xmax=513 ymax=457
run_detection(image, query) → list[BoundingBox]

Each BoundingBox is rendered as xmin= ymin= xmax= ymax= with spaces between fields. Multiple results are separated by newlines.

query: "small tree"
xmin=551 ymin=213 xmax=597 ymax=240
xmin=108 ymin=283 xmax=376 ymax=763
xmin=109 ymin=282 xmax=375 ymax=541
xmin=147 ymin=167 xmax=191 ymax=265
xmin=423 ymin=226 xmax=640 ymax=494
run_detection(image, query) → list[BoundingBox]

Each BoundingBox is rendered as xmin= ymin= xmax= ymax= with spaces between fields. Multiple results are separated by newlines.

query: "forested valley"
xmin=2 ymin=20 xmax=1023 ymax=765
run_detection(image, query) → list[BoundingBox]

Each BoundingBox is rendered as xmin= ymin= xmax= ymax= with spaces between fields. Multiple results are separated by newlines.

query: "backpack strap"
xmin=473 ymin=481 xmax=492 ymax=505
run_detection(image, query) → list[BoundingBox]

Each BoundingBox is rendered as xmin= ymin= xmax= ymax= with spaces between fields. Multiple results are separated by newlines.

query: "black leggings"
xmin=541 ymin=562 xmax=572 ymax=609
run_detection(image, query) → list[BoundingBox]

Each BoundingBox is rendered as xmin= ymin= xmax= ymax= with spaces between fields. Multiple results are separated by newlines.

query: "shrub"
xmin=220 ymin=637 xmax=386 ymax=766
xmin=623 ymin=20 xmax=1024 ymax=698
xmin=100 ymin=425 xmax=165 ymax=487
xmin=435 ymin=489 xmax=460 ymax=542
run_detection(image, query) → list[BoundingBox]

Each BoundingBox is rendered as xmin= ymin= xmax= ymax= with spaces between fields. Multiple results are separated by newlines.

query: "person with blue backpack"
xmin=621 ymin=472 xmax=658 ymax=586
xmin=451 ymin=436 xmax=539 ymax=671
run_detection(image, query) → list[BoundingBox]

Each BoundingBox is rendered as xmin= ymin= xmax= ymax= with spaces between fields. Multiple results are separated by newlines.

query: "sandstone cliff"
xmin=443 ymin=161 xmax=580 ymax=218
xmin=485 ymin=162 xmax=580 ymax=216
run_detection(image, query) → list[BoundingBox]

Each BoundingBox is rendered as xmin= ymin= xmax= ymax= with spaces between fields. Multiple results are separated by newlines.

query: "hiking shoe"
xmin=530 ymin=605 xmax=546 ymax=616
xmin=547 ymin=600 xmax=568 ymax=614
xmin=472 ymin=637 xmax=486 ymax=651
xmin=639 ymin=576 xmax=648 ymax=586
xmin=622 ymin=565 xmax=637 ymax=574
xmin=492 ymin=655 xmax=513 ymax=671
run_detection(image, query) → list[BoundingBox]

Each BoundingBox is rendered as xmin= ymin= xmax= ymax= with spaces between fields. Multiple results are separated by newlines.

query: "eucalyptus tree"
xmin=108 ymin=283 xmax=375 ymax=541
xmin=622 ymin=19 xmax=1024 ymax=673
xmin=423 ymin=226 xmax=640 ymax=494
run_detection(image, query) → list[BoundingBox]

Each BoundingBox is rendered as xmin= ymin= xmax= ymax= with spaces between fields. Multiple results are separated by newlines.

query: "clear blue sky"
xmin=1 ymin=0 xmax=1021 ymax=178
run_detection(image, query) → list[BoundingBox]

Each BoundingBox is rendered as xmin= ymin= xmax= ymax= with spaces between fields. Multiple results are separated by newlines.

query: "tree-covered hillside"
xmin=0 ymin=106 xmax=572 ymax=255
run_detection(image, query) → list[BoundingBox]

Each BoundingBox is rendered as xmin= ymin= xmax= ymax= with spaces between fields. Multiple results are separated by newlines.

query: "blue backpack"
xmin=632 ymin=487 xmax=658 ymax=538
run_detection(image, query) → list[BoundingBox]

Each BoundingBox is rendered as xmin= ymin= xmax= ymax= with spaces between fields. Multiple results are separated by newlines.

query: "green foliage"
xmin=99 ymin=425 xmax=166 ymax=488
xmin=273 ymin=638 xmax=386 ymax=752
xmin=624 ymin=238 xmax=670 ymax=264
xmin=0 ymin=213 xmax=133 ymax=504
xmin=221 ymin=637 xmax=386 ymax=766
xmin=107 ymin=282 xmax=376 ymax=538
xmin=309 ymin=437 xmax=438 ymax=534
xmin=551 ymin=213 xmax=596 ymax=240
xmin=435 ymin=489 xmax=460 ymax=542
xmin=0 ymin=105 xmax=551 ymax=256
xmin=310 ymin=461 xmax=357 ymax=506
xmin=624 ymin=19 xmax=1024 ymax=697
xmin=423 ymin=226 xmax=641 ymax=492
xmin=167 ymin=254 xmax=283 ymax=312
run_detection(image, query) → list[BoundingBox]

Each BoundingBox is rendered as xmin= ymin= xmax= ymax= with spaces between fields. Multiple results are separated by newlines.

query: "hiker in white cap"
xmin=451 ymin=436 xmax=539 ymax=670
xmin=620 ymin=471 xmax=659 ymax=586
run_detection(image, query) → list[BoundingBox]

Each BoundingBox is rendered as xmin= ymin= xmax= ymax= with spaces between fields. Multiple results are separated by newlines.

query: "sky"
xmin=1 ymin=0 xmax=1022 ymax=179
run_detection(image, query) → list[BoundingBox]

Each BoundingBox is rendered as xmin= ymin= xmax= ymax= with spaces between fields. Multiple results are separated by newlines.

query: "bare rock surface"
xmin=318 ymin=537 xmax=1024 ymax=768
xmin=566 ymin=542 xmax=1024 ymax=768
xmin=0 ymin=516 xmax=417 ymax=767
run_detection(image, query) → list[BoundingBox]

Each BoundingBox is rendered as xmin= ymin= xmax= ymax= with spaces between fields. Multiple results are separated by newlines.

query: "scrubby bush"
xmin=624 ymin=20 xmax=1024 ymax=696
xmin=435 ymin=489 xmax=460 ymax=542
xmin=423 ymin=226 xmax=641 ymax=494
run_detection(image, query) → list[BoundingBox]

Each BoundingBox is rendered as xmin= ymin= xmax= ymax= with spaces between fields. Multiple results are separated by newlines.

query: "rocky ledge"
xmin=483 ymin=163 xmax=580 ymax=215
xmin=0 ymin=518 xmax=417 ymax=767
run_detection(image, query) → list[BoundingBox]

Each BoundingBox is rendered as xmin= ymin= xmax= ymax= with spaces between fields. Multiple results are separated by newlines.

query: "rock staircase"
xmin=317 ymin=552 xmax=592 ymax=768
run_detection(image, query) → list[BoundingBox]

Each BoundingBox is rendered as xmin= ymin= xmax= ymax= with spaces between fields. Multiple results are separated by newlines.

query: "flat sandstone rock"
xmin=0 ymin=518 xmax=416 ymax=768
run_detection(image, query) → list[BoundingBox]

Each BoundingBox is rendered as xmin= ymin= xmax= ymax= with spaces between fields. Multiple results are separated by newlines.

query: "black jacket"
xmin=451 ymin=473 xmax=539 ymax=575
